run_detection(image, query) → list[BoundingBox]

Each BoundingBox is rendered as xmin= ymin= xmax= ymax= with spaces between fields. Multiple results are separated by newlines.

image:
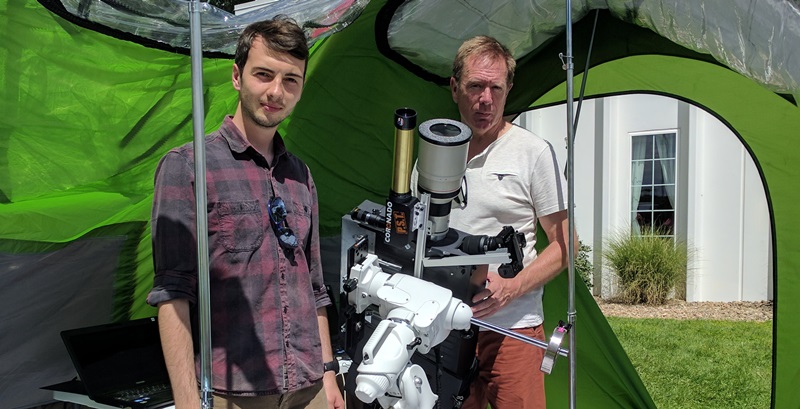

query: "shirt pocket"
xmin=483 ymin=169 xmax=525 ymax=201
xmin=485 ymin=170 xmax=519 ymax=181
xmin=286 ymin=200 xmax=312 ymax=249
xmin=216 ymin=200 xmax=264 ymax=252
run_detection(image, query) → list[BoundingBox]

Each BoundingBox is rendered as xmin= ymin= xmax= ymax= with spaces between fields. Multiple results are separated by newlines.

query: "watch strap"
xmin=323 ymin=359 xmax=339 ymax=374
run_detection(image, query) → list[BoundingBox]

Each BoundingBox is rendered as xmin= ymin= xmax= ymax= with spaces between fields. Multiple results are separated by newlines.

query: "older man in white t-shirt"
xmin=445 ymin=35 xmax=576 ymax=409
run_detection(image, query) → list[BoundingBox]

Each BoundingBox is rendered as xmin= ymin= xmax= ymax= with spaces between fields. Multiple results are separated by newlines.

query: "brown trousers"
xmin=462 ymin=325 xmax=547 ymax=409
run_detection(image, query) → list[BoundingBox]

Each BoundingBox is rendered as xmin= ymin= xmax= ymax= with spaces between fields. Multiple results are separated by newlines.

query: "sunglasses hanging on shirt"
xmin=268 ymin=196 xmax=298 ymax=249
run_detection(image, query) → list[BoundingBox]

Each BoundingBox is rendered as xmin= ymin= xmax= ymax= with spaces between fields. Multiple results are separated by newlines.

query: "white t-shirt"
xmin=448 ymin=124 xmax=567 ymax=329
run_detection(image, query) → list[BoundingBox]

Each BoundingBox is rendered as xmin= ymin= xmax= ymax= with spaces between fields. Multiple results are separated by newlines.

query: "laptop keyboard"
xmin=112 ymin=382 xmax=171 ymax=400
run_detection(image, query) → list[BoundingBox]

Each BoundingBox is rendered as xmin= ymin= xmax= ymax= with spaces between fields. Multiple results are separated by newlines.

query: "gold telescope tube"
xmin=391 ymin=108 xmax=417 ymax=195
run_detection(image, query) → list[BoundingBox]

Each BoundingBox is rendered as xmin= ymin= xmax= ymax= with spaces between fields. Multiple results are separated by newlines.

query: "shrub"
xmin=575 ymin=241 xmax=594 ymax=290
xmin=604 ymin=230 xmax=688 ymax=305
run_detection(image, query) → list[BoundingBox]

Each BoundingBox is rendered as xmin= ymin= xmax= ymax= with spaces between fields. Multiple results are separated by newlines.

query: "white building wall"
xmin=516 ymin=94 xmax=772 ymax=302
xmin=742 ymin=157 xmax=771 ymax=301
xmin=687 ymin=109 xmax=771 ymax=301
xmin=686 ymin=107 xmax=704 ymax=300
xmin=689 ymin=109 xmax=744 ymax=300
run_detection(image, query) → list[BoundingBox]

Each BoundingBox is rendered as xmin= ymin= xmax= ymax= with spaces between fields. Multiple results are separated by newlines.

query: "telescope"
xmin=338 ymin=108 xmax=568 ymax=409
xmin=415 ymin=118 xmax=471 ymax=241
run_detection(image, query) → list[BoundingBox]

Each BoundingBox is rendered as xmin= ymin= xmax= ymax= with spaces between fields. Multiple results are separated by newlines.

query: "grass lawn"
xmin=606 ymin=317 xmax=772 ymax=409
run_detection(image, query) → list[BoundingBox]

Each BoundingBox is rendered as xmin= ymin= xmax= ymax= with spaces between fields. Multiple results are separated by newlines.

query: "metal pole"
xmin=564 ymin=0 xmax=578 ymax=408
xmin=470 ymin=318 xmax=568 ymax=357
xmin=413 ymin=193 xmax=431 ymax=278
xmin=188 ymin=1 xmax=213 ymax=408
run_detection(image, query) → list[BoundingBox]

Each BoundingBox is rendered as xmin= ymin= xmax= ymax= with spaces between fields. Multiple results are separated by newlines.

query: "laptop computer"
xmin=60 ymin=317 xmax=174 ymax=409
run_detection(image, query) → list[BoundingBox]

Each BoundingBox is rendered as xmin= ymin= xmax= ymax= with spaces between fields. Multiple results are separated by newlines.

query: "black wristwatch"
xmin=323 ymin=359 xmax=339 ymax=374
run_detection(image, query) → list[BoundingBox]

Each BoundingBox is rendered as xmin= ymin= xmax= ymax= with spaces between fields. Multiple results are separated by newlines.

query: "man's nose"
xmin=266 ymin=78 xmax=283 ymax=99
xmin=479 ymin=87 xmax=492 ymax=104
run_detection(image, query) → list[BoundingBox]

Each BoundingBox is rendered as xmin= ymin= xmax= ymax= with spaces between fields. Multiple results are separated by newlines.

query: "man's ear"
xmin=507 ymin=82 xmax=513 ymax=95
xmin=232 ymin=63 xmax=242 ymax=91
xmin=450 ymin=77 xmax=458 ymax=102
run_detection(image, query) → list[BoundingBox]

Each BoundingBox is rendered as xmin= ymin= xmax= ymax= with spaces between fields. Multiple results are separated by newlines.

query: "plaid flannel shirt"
xmin=147 ymin=116 xmax=330 ymax=395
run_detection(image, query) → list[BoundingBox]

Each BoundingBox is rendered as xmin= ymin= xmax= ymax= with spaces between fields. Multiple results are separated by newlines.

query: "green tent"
xmin=1 ymin=0 xmax=796 ymax=407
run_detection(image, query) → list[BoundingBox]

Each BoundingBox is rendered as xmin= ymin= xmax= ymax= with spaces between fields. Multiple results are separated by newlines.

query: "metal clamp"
xmin=540 ymin=320 xmax=571 ymax=374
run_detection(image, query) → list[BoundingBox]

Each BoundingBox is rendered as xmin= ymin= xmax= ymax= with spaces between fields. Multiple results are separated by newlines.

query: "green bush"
xmin=575 ymin=241 xmax=594 ymax=290
xmin=604 ymin=230 xmax=688 ymax=305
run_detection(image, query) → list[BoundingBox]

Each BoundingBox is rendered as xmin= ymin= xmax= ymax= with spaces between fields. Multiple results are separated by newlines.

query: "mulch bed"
xmin=594 ymin=297 xmax=773 ymax=322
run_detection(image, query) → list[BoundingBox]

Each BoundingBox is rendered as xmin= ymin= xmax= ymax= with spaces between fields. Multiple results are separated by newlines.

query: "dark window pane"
xmin=653 ymin=211 xmax=675 ymax=235
xmin=636 ymin=186 xmax=653 ymax=210
xmin=632 ymin=135 xmax=654 ymax=159
xmin=665 ymin=185 xmax=675 ymax=208
xmin=632 ymin=161 xmax=646 ymax=185
xmin=654 ymin=133 xmax=676 ymax=159
xmin=634 ymin=211 xmax=652 ymax=234
xmin=653 ymin=159 xmax=676 ymax=185
xmin=653 ymin=186 xmax=674 ymax=210
xmin=632 ymin=161 xmax=654 ymax=185
xmin=644 ymin=160 xmax=654 ymax=185
xmin=652 ymin=160 xmax=662 ymax=184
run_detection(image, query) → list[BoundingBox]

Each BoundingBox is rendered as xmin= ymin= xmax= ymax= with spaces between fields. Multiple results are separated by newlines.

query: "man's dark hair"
xmin=234 ymin=15 xmax=309 ymax=73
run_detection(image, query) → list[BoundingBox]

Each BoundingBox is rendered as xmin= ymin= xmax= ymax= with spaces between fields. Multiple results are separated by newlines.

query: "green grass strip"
xmin=606 ymin=317 xmax=772 ymax=409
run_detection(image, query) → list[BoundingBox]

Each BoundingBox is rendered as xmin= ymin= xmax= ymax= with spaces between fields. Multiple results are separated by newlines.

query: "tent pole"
xmin=563 ymin=0 xmax=578 ymax=408
xmin=189 ymin=1 xmax=214 ymax=408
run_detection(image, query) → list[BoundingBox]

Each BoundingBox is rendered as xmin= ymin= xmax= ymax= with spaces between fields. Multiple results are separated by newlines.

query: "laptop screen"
xmin=61 ymin=317 xmax=170 ymax=397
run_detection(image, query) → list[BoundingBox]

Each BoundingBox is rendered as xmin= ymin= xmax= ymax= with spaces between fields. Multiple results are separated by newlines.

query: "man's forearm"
xmin=316 ymin=307 xmax=335 ymax=363
xmin=317 ymin=306 xmax=345 ymax=408
xmin=158 ymin=299 xmax=200 ymax=409
xmin=508 ymin=210 xmax=577 ymax=297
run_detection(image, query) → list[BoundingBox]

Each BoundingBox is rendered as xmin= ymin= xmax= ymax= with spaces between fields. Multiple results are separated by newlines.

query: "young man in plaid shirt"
xmin=147 ymin=16 xmax=343 ymax=409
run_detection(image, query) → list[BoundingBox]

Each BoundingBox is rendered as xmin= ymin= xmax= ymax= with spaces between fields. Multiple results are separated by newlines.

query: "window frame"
xmin=629 ymin=130 xmax=678 ymax=239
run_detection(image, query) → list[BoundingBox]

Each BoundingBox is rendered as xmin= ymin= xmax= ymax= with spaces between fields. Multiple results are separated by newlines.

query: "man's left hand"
xmin=322 ymin=371 xmax=344 ymax=409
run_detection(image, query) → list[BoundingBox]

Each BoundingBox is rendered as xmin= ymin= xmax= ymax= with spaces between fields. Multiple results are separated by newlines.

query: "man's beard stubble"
xmin=242 ymin=99 xmax=287 ymax=129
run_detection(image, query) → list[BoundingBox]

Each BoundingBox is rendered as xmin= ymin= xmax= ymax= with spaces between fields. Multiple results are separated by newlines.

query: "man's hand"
xmin=322 ymin=371 xmax=344 ymax=409
xmin=470 ymin=271 xmax=522 ymax=319
xmin=470 ymin=210 xmax=576 ymax=320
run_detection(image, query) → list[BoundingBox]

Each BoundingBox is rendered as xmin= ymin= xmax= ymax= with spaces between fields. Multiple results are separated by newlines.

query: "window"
xmin=631 ymin=132 xmax=676 ymax=238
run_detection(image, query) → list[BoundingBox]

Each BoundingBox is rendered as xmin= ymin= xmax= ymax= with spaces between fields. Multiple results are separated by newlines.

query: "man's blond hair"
xmin=452 ymin=35 xmax=516 ymax=86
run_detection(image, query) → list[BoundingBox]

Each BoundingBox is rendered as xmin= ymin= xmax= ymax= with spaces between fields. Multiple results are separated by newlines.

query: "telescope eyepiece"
xmin=394 ymin=108 xmax=417 ymax=130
